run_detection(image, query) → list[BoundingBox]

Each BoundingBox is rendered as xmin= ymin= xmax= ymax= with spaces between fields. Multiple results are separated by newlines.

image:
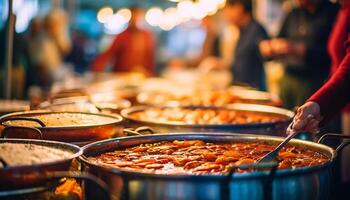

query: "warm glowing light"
xmin=117 ymin=8 xmax=132 ymax=22
xmin=144 ymin=0 xmax=225 ymax=31
xmin=216 ymin=0 xmax=227 ymax=9
xmin=97 ymin=7 xmax=113 ymax=23
xmin=177 ymin=0 xmax=195 ymax=20
xmin=164 ymin=7 xmax=181 ymax=25
xmin=197 ymin=0 xmax=219 ymax=16
xmin=104 ymin=13 xmax=129 ymax=35
xmin=145 ymin=7 xmax=164 ymax=26
xmin=159 ymin=22 xmax=175 ymax=31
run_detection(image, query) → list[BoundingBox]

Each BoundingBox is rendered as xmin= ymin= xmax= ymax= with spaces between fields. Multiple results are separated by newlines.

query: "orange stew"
xmin=129 ymin=108 xmax=288 ymax=125
xmin=88 ymin=140 xmax=329 ymax=175
xmin=178 ymin=91 xmax=270 ymax=106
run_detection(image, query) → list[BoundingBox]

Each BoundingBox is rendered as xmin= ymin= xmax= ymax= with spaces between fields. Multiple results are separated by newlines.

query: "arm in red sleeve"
xmin=90 ymin=36 xmax=121 ymax=71
xmin=308 ymin=39 xmax=350 ymax=125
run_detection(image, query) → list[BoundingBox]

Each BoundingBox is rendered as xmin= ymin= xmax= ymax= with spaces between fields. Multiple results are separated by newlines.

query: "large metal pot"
xmin=121 ymin=104 xmax=294 ymax=136
xmin=80 ymin=133 xmax=350 ymax=200
xmin=0 ymin=111 xmax=124 ymax=145
xmin=0 ymin=139 xmax=112 ymax=200
xmin=0 ymin=138 xmax=81 ymax=190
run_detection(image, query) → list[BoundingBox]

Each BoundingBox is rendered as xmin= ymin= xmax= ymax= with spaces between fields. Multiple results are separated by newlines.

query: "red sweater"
xmin=308 ymin=5 xmax=350 ymax=124
xmin=91 ymin=28 xmax=155 ymax=76
xmin=327 ymin=3 xmax=350 ymax=112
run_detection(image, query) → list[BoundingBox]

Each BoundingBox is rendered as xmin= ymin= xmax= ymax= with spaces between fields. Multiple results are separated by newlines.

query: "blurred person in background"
xmin=260 ymin=0 xmax=338 ymax=109
xmin=91 ymin=6 xmax=156 ymax=76
xmin=25 ymin=17 xmax=44 ymax=93
xmin=66 ymin=29 xmax=91 ymax=74
xmin=222 ymin=0 xmax=269 ymax=91
xmin=196 ymin=15 xmax=240 ymax=88
xmin=192 ymin=15 xmax=221 ymax=67
xmin=25 ymin=9 xmax=72 ymax=93
xmin=195 ymin=15 xmax=239 ymax=70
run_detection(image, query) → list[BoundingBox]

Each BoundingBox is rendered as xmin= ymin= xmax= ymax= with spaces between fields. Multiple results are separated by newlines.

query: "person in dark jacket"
xmin=260 ymin=0 xmax=339 ymax=109
xmin=223 ymin=0 xmax=269 ymax=91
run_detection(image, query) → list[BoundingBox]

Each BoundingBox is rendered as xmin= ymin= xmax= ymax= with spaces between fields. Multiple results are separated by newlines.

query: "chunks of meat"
xmin=173 ymin=140 xmax=205 ymax=147
xmin=89 ymin=140 xmax=329 ymax=175
xmin=234 ymin=158 xmax=256 ymax=166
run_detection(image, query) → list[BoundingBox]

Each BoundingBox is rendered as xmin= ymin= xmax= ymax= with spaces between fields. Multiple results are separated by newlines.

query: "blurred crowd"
xmin=0 ymin=0 xmax=344 ymax=115
xmin=0 ymin=8 xmax=73 ymax=98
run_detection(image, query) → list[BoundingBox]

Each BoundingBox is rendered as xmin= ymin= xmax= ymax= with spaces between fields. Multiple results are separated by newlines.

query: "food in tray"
xmin=138 ymin=90 xmax=278 ymax=106
xmin=2 ymin=112 xmax=117 ymax=127
xmin=0 ymin=100 xmax=29 ymax=113
xmin=0 ymin=143 xmax=73 ymax=167
xmin=128 ymin=107 xmax=288 ymax=125
xmin=88 ymin=140 xmax=329 ymax=175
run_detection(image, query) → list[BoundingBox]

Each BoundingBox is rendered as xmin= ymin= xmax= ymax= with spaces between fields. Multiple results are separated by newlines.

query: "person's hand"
xmin=259 ymin=40 xmax=273 ymax=58
xmin=291 ymin=102 xmax=323 ymax=134
xmin=270 ymin=38 xmax=291 ymax=55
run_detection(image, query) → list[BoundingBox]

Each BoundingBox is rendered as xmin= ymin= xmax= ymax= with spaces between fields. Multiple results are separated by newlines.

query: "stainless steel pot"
xmin=80 ymin=133 xmax=350 ymax=200
xmin=121 ymin=104 xmax=294 ymax=136
xmin=0 ymin=111 xmax=124 ymax=145
xmin=0 ymin=171 xmax=111 ymax=200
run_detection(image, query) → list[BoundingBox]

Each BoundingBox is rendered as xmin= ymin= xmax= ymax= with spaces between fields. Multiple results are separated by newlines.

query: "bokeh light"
xmin=145 ymin=7 xmax=163 ymax=27
xmin=97 ymin=7 xmax=113 ymax=23
xmin=117 ymin=8 xmax=132 ymax=22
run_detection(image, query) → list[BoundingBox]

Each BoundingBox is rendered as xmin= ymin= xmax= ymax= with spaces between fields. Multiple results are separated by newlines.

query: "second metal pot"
xmin=121 ymin=104 xmax=294 ymax=136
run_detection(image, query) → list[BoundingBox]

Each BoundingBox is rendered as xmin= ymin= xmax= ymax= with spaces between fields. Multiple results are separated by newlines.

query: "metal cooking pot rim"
xmin=121 ymin=105 xmax=294 ymax=127
xmin=0 ymin=110 xmax=123 ymax=129
xmin=0 ymin=138 xmax=82 ymax=171
xmin=80 ymin=133 xmax=335 ymax=180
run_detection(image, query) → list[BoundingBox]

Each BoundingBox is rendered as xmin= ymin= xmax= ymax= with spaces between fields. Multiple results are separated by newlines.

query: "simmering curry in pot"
xmin=128 ymin=107 xmax=288 ymax=125
xmin=88 ymin=140 xmax=329 ymax=175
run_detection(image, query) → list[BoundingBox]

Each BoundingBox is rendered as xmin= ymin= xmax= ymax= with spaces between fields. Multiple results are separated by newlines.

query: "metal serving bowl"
xmin=0 ymin=138 xmax=82 ymax=190
xmin=121 ymin=104 xmax=294 ymax=136
xmin=0 ymin=110 xmax=124 ymax=145
xmin=80 ymin=133 xmax=350 ymax=200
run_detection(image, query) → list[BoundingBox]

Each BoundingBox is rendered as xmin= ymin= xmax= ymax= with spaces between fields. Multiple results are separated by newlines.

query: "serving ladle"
xmin=257 ymin=121 xmax=299 ymax=164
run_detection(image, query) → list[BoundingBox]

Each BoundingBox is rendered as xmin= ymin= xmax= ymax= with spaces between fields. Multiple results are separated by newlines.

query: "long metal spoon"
xmin=257 ymin=122 xmax=298 ymax=164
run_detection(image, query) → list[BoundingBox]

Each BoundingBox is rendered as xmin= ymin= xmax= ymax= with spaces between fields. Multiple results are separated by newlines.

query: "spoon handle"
xmin=273 ymin=127 xmax=298 ymax=154
xmin=258 ymin=122 xmax=298 ymax=163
